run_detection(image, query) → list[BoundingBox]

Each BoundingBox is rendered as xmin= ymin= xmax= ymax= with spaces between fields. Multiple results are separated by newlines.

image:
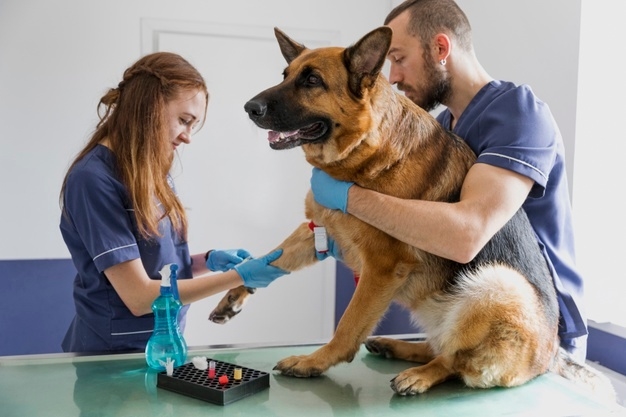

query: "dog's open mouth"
xmin=267 ymin=121 xmax=328 ymax=150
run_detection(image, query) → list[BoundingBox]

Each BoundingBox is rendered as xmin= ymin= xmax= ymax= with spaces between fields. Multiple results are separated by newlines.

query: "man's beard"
xmin=421 ymin=72 xmax=451 ymax=112
xmin=402 ymin=59 xmax=452 ymax=112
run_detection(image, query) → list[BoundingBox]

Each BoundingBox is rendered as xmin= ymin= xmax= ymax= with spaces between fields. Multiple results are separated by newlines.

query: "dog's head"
xmin=244 ymin=27 xmax=392 ymax=166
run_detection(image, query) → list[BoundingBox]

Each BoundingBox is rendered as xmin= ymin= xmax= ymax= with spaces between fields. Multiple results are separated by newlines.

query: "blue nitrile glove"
xmin=310 ymin=168 xmax=354 ymax=213
xmin=315 ymin=236 xmax=343 ymax=261
xmin=234 ymin=249 xmax=290 ymax=288
xmin=206 ymin=249 xmax=252 ymax=272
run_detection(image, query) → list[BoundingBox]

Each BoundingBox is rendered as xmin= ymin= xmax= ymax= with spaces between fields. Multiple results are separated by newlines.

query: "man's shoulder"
xmin=484 ymin=80 xmax=536 ymax=100
xmin=478 ymin=81 xmax=547 ymax=119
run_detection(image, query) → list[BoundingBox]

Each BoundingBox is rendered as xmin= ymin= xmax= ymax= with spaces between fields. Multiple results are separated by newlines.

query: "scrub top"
xmin=60 ymin=144 xmax=191 ymax=353
xmin=437 ymin=80 xmax=586 ymax=342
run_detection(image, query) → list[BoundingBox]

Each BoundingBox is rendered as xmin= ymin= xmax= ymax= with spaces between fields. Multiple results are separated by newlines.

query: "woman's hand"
xmin=206 ymin=248 xmax=252 ymax=271
xmin=234 ymin=249 xmax=289 ymax=288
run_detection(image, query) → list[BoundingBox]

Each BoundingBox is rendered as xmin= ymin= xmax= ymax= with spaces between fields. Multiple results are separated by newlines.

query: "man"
xmin=310 ymin=0 xmax=587 ymax=361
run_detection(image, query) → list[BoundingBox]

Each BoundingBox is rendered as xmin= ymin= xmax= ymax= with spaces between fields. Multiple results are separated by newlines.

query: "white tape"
xmin=314 ymin=226 xmax=328 ymax=253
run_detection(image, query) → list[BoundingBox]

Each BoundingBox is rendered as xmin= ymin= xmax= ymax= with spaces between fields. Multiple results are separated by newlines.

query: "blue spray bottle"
xmin=145 ymin=263 xmax=188 ymax=371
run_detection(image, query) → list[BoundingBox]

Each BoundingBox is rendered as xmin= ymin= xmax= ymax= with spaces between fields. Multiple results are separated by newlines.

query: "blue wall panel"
xmin=0 ymin=259 xmax=76 ymax=355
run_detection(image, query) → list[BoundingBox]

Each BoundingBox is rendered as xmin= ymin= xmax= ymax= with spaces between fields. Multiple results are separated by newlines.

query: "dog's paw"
xmin=364 ymin=337 xmax=397 ymax=359
xmin=208 ymin=286 xmax=255 ymax=324
xmin=273 ymin=355 xmax=325 ymax=378
xmin=390 ymin=369 xmax=433 ymax=395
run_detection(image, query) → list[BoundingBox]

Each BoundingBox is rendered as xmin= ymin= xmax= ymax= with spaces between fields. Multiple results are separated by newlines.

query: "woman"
xmin=59 ymin=52 xmax=287 ymax=353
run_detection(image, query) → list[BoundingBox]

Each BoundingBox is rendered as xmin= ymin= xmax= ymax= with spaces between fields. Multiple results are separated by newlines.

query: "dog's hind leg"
xmin=364 ymin=337 xmax=435 ymax=363
xmin=364 ymin=332 xmax=459 ymax=394
xmin=391 ymin=355 xmax=456 ymax=395
xmin=364 ymin=336 xmax=456 ymax=394
xmin=394 ymin=265 xmax=561 ymax=394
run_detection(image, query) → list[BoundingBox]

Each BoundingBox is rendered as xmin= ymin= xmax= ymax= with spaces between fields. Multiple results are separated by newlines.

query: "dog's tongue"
xmin=268 ymin=130 xmax=298 ymax=143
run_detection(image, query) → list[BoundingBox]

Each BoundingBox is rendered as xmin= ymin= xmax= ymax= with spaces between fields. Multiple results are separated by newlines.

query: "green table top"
xmin=1 ymin=342 xmax=624 ymax=417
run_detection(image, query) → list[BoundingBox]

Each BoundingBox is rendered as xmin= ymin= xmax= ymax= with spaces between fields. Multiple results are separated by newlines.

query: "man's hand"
xmin=310 ymin=168 xmax=354 ymax=213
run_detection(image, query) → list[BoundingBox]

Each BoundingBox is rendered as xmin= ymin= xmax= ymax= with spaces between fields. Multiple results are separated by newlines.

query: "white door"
xmin=140 ymin=2 xmax=392 ymax=346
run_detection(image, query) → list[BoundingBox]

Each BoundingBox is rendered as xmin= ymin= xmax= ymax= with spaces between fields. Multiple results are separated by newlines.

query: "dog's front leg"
xmin=274 ymin=261 xmax=405 ymax=377
xmin=268 ymin=221 xmax=319 ymax=272
xmin=209 ymin=222 xmax=319 ymax=323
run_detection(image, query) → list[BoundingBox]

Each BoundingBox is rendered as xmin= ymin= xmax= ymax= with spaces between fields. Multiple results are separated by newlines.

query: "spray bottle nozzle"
xmin=158 ymin=263 xmax=180 ymax=299
xmin=159 ymin=264 xmax=173 ymax=287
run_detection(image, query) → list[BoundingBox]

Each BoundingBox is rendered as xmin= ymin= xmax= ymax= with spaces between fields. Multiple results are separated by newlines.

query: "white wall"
xmin=3 ymin=0 xmax=621 ymax=344
xmin=458 ymin=0 xmax=581 ymax=184
xmin=574 ymin=0 xmax=626 ymax=327
xmin=0 ymin=0 xmax=393 ymax=347
xmin=0 ymin=0 xmax=391 ymax=261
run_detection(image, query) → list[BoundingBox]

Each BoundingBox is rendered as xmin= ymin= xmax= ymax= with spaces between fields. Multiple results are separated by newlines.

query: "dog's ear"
xmin=344 ymin=27 xmax=392 ymax=98
xmin=274 ymin=27 xmax=306 ymax=64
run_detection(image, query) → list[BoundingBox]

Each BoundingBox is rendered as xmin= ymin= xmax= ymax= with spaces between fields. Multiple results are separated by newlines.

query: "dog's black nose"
xmin=244 ymin=99 xmax=267 ymax=118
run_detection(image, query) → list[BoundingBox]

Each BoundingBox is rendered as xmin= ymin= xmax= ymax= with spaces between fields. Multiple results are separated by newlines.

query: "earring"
xmin=440 ymin=59 xmax=447 ymax=66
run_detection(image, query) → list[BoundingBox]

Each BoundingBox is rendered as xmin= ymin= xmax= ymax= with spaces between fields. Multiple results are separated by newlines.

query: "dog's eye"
xmin=298 ymin=67 xmax=324 ymax=88
xmin=306 ymin=74 xmax=321 ymax=86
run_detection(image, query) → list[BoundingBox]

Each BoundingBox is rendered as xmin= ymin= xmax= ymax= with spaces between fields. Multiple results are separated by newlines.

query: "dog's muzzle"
xmin=244 ymin=99 xmax=267 ymax=120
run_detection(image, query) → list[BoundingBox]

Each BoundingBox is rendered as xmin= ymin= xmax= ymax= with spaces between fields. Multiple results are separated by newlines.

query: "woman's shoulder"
xmin=67 ymin=145 xmax=118 ymax=188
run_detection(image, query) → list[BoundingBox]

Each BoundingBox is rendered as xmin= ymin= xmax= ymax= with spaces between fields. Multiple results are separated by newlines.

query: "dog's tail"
xmin=550 ymin=347 xmax=616 ymax=403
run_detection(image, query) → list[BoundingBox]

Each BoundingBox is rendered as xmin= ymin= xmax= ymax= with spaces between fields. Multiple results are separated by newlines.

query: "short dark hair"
xmin=385 ymin=0 xmax=473 ymax=52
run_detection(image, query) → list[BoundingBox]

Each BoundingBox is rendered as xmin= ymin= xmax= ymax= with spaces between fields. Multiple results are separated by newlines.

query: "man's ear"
xmin=434 ymin=33 xmax=451 ymax=63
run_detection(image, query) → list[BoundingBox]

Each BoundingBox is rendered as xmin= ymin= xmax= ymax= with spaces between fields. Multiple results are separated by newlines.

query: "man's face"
xmin=386 ymin=11 xmax=451 ymax=112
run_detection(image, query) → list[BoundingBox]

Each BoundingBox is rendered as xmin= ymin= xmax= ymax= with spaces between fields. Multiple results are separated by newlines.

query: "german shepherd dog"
xmin=211 ymin=27 xmax=614 ymax=399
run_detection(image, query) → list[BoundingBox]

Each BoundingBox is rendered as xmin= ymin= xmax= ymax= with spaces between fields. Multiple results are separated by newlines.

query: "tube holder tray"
xmin=157 ymin=359 xmax=269 ymax=405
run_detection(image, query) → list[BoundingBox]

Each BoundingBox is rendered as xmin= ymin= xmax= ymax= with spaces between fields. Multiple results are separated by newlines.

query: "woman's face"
xmin=165 ymin=88 xmax=207 ymax=152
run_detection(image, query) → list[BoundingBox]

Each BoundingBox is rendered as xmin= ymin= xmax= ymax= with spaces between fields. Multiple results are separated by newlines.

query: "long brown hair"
xmin=60 ymin=52 xmax=208 ymax=240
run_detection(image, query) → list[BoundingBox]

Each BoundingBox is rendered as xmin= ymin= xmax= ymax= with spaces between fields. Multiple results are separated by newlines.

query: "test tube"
xmin=234 ymin=367 xmax=242 ymax=380
xmin=208 ymin=360 xmax=216 ymax=379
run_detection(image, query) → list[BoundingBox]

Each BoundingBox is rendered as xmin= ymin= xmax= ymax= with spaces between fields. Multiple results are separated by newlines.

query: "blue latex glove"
xmin=315 ymin=235 xmax=343 ymax=261
xmin=206 ymin=249 xmax=252 ymax=272
xmin=310 ymin=168 xmax=354 ymax=213
xmin=234 ymin=249 xmax=290 ymax=288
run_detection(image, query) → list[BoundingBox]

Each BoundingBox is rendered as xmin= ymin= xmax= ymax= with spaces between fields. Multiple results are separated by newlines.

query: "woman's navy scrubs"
xmin=60 ymin=144 xmax=191 ymax=353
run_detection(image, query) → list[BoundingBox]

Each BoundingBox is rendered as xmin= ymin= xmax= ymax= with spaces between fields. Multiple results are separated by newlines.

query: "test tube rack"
xmin=157 ymin=359 xmax=269 ymax=406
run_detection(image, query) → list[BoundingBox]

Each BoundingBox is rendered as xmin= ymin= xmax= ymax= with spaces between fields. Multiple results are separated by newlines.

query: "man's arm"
xmin=337 ymin=163 xmax=534 ymax=263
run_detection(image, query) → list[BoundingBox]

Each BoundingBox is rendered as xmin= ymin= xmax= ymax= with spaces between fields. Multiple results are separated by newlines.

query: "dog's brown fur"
xmin=211 ymin=27 xmax=615 ymax=399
